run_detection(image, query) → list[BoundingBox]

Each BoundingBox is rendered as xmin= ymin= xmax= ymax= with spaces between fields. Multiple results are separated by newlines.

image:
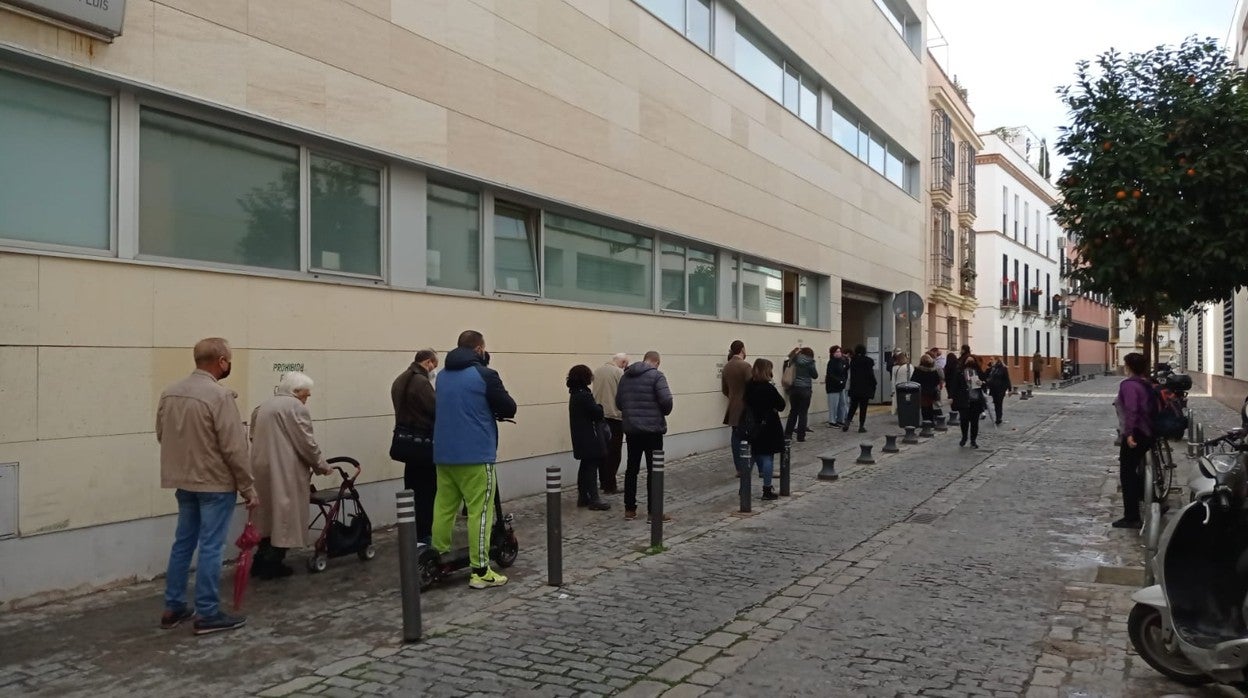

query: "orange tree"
xmin=1054 ymin=37 xmax=1248 ymax=368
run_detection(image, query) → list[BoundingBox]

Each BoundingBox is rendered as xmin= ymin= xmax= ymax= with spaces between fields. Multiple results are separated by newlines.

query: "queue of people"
xmin=155 ymin=333 xmax=1015 ymax=635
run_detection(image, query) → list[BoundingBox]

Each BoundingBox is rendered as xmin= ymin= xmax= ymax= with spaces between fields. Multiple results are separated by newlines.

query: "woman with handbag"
xmin=744 ymin=358 xmax=786 ymax=501
xmin=567 ymin=365 xmax=610 ymax=511
xmin=949 ymin=354 xmax=989 ymax=448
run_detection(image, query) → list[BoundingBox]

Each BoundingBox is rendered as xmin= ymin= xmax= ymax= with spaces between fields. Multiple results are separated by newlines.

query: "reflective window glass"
xmin=0 ymin=69 xmax=111 ymax=250
xmin=310 ymin=154 xmax=381 ymax=276
xmin=686 ymin=0 xmax=711 ymax=49
xmin=544 ymin=214 xmax=653 ymax=309
xmin=687 ymin=248 xmax=717 ymax=316
xmin=426 ymin=184 xmax=480 ymax=291
xmin=140 ymin=108 xmax=299 ymax=270
xmin=661 ymin=243 xmax=686 ymax=312
xmin=494 ymin=203 xmax=540 ymax=294
xmin=741 ymin=262 xmax=783 ymax=324
xmin=734 ymin=28 xmax=783 ymax=102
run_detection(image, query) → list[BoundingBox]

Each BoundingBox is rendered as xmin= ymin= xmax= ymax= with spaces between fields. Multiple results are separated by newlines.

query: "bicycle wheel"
xmin=1152 ymin=443 xmax=1173 ymax=505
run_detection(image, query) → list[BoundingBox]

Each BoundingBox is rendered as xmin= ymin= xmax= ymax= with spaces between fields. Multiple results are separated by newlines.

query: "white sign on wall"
xmin=4 ymin=0 xmax=126 ymax=40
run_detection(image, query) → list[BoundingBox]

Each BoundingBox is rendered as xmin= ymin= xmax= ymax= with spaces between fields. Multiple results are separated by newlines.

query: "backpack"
xmin=1152 ymin=385 xmax=1188 ymax=440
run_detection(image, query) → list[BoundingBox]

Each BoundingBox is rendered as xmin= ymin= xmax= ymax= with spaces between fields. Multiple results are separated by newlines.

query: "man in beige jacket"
xmin=156 ymin=337 xmax=257 ymax=636
xmin=592 ymin=353 xmax=628 ymax=494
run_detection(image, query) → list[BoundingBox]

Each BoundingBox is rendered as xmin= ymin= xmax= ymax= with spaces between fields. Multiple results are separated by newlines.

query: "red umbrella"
xmin=233 ymin=514 xmax=261 ymax=612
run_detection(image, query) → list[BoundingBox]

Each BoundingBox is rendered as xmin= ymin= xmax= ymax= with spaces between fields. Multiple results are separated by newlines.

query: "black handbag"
xmin=595 ymin=421 xmax=612 ymax=452
xmin=389 ymin=425 xmax=431 ymax=463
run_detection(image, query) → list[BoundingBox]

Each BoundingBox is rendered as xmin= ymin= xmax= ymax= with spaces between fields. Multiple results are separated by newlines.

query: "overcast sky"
xmin=926 ymin=0 xmax=1236 ymax=174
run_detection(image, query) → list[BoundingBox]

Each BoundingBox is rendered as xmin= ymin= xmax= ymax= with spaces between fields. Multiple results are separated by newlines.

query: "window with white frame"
xmin=0 ymin=69 xmax=111 ymax=251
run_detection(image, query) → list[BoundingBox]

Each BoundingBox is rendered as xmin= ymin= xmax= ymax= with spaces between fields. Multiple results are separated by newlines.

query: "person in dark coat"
xmin=744 ymin=358 xmax=786 ymax=501
xmin=986 ymin=358 xmax=1012 ymax=425
xmin=844 ymin=345 xmax=877 ymax=433
xmin=391 ymin=349 xmax=438 ymax=543
xmin=784 ymin=347 xmax=819 ymax=442
xmin=912 ymin=353 xmax=942 ymax=424
xmin=567 ymin=365 xmax=610 ymax=511
xmin=949 ymin=354 xmax=988 ymax=448
xmin=615 ymin=351 xmax=674 ymax=521
xmin=825 ymin=345 xmax=850 ymax=427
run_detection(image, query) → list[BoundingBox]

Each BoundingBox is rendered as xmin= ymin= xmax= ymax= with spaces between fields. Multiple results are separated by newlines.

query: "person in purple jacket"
xmin=1113 ymin=352 xmax=1156 ymax=528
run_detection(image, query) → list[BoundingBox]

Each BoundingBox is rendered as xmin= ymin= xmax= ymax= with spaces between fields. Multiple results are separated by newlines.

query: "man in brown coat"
xmin=1032 ymin=351 xmax=1044 ymax=386
xmin=391 ymin=349 xmax=438 ymax=543
xmin=721 ymin=340 xmax=752 ymax=471
xmin=156 ymin=337 xmax=257 ymax=635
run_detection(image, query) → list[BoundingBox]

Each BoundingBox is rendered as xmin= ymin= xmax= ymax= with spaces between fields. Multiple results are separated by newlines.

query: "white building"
xmin=971 ymin=130 xmax=1065 ymax=383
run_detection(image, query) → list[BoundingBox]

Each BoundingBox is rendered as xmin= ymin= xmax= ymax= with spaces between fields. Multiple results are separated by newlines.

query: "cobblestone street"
xmin=1 ymin=379 xmax=1242 ymax=697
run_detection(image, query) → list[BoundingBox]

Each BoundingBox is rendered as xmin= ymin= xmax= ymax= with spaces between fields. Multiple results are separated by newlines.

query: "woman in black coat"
xmin=912 ymin=353 xmax=943 ymax=424
xmin=949 ymin=354 xmax=989 ymax=448
xmin=844 ymin=345 xmax=877 ymax=433
xmin=567 ymin=365 xmax=610 ymax=511
xmin=743 ymin=358 xmax=786 ymax=501
xmin=986 ymin=358 xmax=1012 ymax=425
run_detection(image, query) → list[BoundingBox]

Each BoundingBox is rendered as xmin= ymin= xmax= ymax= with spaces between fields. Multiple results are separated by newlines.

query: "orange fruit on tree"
xmin=1115 ymin=190 xmax=1127 ymax=200
xmin=1187 ymin=168 xmax=1196 ymax=176
xmin=1102 ymin=141 xmax=1113 ymax=151
xmin=1132 ymin=189 xmax=1142 ymax=199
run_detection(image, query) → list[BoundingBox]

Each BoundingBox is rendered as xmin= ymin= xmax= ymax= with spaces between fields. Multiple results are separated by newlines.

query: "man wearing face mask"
xmin=391 ymin=349 xmax=439 ymax=544
xmin=432 ymin=330 xmax=517 ymax=589
xmin=156 ymin=337 xmax=257 ymax=635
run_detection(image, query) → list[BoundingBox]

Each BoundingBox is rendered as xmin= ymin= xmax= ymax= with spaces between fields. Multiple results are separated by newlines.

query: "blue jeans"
xmin=165 ymin=489 xmax=237 ymax=618
xmin=730 ymin=426 xmax=750 ymax=470
xmin=827 ymin=390 xmax=848 ymax=424
xmin=754 ymin=453 xmax=774 ymax=487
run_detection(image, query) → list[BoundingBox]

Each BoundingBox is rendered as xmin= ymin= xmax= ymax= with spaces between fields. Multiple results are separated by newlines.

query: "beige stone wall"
xmin=0 ymin=1 xmax=926 ymax=535
xmin=0 ymin=253 xmax=824 ymax=534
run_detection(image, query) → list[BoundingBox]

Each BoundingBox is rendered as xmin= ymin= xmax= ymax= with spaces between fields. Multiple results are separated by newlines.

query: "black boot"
xmin=761 ymin=486 xmax=779 ymax=501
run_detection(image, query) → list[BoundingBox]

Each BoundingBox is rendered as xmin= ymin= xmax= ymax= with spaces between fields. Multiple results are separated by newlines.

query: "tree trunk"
xmin=1142 ymin=315 xmax=1154 ymax=371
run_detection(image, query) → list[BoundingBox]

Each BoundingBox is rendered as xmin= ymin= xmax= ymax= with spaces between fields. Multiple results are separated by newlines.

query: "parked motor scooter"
xmin=1186 ymin=398 xmax=1248 ymax=505
xmin=1128 ymin=420 xmax=1248 ymax=689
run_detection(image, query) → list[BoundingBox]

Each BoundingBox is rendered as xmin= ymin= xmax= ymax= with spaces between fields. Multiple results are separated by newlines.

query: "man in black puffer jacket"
xmin=615 ymin=351 xmax=674 ymax=522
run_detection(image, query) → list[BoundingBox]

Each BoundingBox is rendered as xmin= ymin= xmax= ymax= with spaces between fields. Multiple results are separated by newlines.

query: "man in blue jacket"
xmin=432 ymin=330 xmax=517 ymax=589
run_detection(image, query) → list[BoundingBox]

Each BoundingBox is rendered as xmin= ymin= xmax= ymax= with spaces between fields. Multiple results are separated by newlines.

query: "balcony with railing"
xmin=930 ymin=110 xmax=954 ymax=205
xmin=958 ymin=142 xmax=976 ymax=224
xmin=958 ymin=227 xmax=976 ymax=297
xmin=1000 ymin=280 xmax=1020 ymax=309
xmin=932 ymin=253 xmax=953 ymax=290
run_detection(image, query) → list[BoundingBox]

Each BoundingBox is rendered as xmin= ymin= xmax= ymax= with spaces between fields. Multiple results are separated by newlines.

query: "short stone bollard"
xmin=817 ymin=453 xmax=840 ymax=481
xmin=1020 ymin=390 xmax=1030 ymax=401
xmin=856 ymin=442 xmax=875 ymax=465
xmin=919 ymin=421 xmax=934 ymax=438
xmin=902 ymin=426 xmax=919 ymax=444
xmin=882 ymin=434 xmax=900 ymax=453
xmin=947 ymin=410 xmax=960 ymax=427
xmin=934 ymin=415 xmax=948 ymax=432
xmin=1052 ymin=382 xmax=1058 ymax=390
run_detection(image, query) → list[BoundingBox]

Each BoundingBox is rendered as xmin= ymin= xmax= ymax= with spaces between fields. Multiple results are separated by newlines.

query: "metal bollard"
xmin=902 ymin=426 xmax=919 ymax=444
xmin=738 ymin=440 xmax=752 ymax=513
xmin=650 ymin=450 xmax=666 ymax=548
xmin=919 ymin=421 xmax=934 ymax=438
xmin=1020 ymin=390 xmax=1030 ymax=401
xmin=545 ymin=466 xmax=562 ymax=587
xmin=882 ymin=434 xmax=900 ymax=453
xmin=1052 ymin=382 xmax=1058 ymax=390
xmin=780 ymin=438 xmax=791 ymax=497
xmin=395 ymin=490 xmax=423 ymax=643
xmin=1197 ymin=423 xmax=1206 ymax=444
xmin=948 ymin=410 xmax=960 ymax=426
xmin=1187 ymin=412 xmax=1196 ymax=442
xmin=817 ymin=453 xmax=839 ymax=481
xmin=934 ymin=415 xmax=948 ymax=432
xmin=1187 ymin=441 xmax=1199 ymax=459
xmin=856 ymin=442 xmax=875 ymax=465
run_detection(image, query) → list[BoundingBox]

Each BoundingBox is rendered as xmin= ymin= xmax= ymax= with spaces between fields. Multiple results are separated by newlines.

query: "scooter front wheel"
xmin=1127 ymin=604 xmax=1210 ymax=686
